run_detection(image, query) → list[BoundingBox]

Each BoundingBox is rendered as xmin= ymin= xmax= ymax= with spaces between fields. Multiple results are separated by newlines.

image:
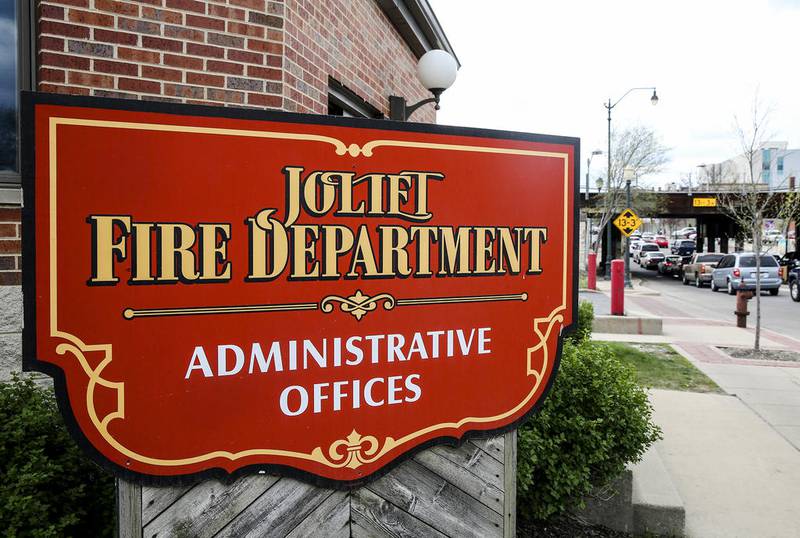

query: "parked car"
xmin=671 ymin=239 xmax=696 ymax=256
xmin=635 ymin=242 xmax=661 ymax=264
xmin=641 ymin=251 xmax=666 ymax=270
xmin=629 ymin=237 xmax=643 ymax=254
xmin=682 ymin=253 xmax=724 ymax=287
xmin=789 ymin=266 xmax=800 ymax=302
xmin=641 ymin=232 xmax=655 ymax=242
xmin=673 ymin=226 xmax=696 ymax=238
xmin=654 ymin=235 xmax=669 ymax=248
xmin=658 ymin=255 xmax=683 ymax=277
xmin=779 ymin=251 xmax=798 ymax=270
xmin=710 ymin=253 xmax=782 ymax=295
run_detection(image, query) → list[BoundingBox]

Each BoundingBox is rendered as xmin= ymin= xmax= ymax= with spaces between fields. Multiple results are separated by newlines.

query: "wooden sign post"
xmin=22 ymin=93 xmax=577 ymax=535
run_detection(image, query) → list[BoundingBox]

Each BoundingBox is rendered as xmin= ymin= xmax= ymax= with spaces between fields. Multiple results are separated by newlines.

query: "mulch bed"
xmin=518 ymin=516 xmax=630 ymax=537
xmin=721 ymin=347 xmax=800 ymax=363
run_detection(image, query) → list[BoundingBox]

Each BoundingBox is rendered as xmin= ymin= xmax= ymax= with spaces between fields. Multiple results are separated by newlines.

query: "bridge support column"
xmin=719 ymin=235 xmax=729 ymax=253
xmin=707 ymin=233 xmax=716 ymax=252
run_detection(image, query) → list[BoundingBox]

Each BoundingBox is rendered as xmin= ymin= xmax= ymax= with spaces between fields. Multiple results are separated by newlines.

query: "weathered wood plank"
xmin=141 ymin=483 xmax=194 ymax=526
xmin=117 ymin=479 xmax=142 ymax=538
xmin=143 ymin=475 xmax=278 ymax=538
xmin=367 ymin=459 xmax=503 ymax=537
xmin=470 ymin=435 xmax=505 ymax=463
xmin=431 ymin=441 xmax=504 ymax=490
xmin=414 ymin=447 xmax=503 ymax=514
xmin=217 ymin=477 xmax=333 ymax=537
xmin=503 ymin=430 xmax=517 ymax=538
xmin=285 ymin=490 xmax=350 ymax=538
xmin=351 ymin=488 xmax=447 ymax=538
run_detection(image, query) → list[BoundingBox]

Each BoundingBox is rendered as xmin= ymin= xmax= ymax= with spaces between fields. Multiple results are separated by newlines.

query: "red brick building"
xmin=0 ymin=0 xmax=457 ymax=288
xmin=0 ymin=0 xmax=456 ymax=379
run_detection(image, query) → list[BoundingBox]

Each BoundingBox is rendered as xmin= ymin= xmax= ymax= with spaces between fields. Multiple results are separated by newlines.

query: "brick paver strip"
xmin=675 ymin=341 xmax=800 ymax=368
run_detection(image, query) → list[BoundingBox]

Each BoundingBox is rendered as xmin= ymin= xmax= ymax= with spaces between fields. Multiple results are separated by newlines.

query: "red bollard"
xmin=587 ymin=252 xmax=597 ymax=290
xmin=610 ymin=259 xmax=624 ymax=316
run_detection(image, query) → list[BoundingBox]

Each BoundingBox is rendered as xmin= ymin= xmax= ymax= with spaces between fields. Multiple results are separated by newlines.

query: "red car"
xmin=655 ymin=235 xmax=669 ymax=248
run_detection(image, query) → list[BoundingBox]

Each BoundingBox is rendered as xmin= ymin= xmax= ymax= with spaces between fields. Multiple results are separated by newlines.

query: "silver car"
xmin=710 ymin=253 xmax=782 ymax=295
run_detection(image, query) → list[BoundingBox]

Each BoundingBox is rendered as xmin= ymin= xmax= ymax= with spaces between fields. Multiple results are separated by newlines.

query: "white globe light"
xmin=416 ymin=49 xmax=458 ymax=91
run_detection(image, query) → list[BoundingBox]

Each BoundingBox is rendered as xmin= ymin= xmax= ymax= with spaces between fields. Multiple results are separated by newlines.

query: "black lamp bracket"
xmin=389 ymin=89 xmax=443 ymax=121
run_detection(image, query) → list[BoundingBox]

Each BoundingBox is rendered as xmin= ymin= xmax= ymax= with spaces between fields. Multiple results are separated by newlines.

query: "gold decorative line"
xmin=396 ymin=292 xmax=527 ymax=306
xmin=320 ymin=290 xmax=395 ymax=320
xmin=121 ymin=292 xmax=529 ymax=321
xmin=46 ymin=116 xmax=571 ymax=469
xmin=122 ymin=302 xmax=318 ymax=319
xmin=357 ymin=139 xmax=569 ymax=159
xmin=50 ymin=117 xmax=355 ymax=156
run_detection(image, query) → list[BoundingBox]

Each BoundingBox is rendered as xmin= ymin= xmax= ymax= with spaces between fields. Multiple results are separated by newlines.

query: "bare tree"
xmin=593 ymin=126 xmax=670 ymax=250
xmin=717 ymin=99 xmax=800 ymax=351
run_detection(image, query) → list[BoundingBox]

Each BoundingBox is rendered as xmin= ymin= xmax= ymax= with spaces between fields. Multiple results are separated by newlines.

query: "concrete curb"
xmin=632 ymin=446 xmax=686 ymax=536
xmin=593 ymin=315 xmax=663 ymax=335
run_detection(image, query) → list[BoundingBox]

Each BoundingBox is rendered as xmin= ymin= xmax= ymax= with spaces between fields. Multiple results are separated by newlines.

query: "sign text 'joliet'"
xmin=23 ymin=94 xmax=578 ymax=487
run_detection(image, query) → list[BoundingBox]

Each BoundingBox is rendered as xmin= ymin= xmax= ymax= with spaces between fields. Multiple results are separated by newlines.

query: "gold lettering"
xmin=438 ymin=227 xmax=472 ymax=275
xmin=157 ymin=223 xmax=199 ymax=282
xmin=89 ymin=215 xmax=131 ymax=284
xmin=199 ymin=223 xmax=231 ymax=280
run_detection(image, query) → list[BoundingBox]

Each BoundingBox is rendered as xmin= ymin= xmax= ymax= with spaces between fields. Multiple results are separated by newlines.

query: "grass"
xmin=606 ymin=342 xmax=723 ymax=393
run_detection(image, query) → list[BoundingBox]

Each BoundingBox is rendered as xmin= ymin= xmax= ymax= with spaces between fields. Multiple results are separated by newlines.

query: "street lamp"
xmin=585 ymin=149 xmax=603 ymax=267
xmin=623 ymin=166 xmax=636 ymax=288
xmin=389 ymin=49 xmax=458 ymax=121
xmin=603 ymin=86 xmax=658 ymax=278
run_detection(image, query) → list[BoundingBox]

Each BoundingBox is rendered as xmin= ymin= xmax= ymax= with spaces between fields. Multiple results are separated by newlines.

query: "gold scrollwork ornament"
xmin=320 ymin=290 xmax=396 ymax=320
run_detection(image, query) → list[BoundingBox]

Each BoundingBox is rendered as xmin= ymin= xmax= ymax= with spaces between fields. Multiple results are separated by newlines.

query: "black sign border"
xmin=21 ymin=91 xmax=580 ymax=490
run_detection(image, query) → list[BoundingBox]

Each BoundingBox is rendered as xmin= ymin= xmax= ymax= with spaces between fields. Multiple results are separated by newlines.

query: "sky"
xmin=428 ymin=0 xmax=800 ymax=187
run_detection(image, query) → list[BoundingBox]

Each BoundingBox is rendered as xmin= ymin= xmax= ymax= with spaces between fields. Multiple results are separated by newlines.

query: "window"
xmin=697 ymin=254 xmax=723 ymax=263
xmin=327 ymin=78 xmax=383 ymax=119
xmin=740 ymin=255 xmax=778 ymax=268
xmin=777 ymin=156 xmax=784 ymax=173
xmin=0 ymin=2 xmax=18 ymax=173
xmin=0 ymin=0 xmax=33 ymax=185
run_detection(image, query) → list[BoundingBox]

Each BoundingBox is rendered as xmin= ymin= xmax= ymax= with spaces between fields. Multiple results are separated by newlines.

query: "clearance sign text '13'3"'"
xmin=22 ymin=94 xmax=578 ymax=487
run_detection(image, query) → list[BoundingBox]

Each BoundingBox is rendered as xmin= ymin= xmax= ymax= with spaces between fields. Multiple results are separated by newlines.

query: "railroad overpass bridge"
xmin=580 ymin=190 xmax=799 ymax=270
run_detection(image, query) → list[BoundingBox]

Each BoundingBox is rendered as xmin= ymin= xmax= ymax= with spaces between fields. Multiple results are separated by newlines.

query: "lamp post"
xmin=389 ymin=49 xmax=458 ymax=121
xmin=603 ymin=87 xmax=658 ymax=278
xmin=585 ymin=150 xmax=603 ymax=265
xmin=623 ymin=166 xmax=635 ymax=288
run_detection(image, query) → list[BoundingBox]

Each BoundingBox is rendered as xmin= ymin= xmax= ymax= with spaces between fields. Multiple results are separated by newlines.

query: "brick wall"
xmin=36 ymin=0 xmax=433 ymax=119
xmin=0 ymin=207 xmax=21 ymax=286
xmin=38 ymin=0 xmax=286 ymax=108
xmin=282 ymin=0 xmax=433 ymax=121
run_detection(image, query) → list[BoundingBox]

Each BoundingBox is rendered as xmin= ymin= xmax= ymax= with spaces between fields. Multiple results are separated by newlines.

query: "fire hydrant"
xmin=735 ymin=290 xmax=754 ymax=328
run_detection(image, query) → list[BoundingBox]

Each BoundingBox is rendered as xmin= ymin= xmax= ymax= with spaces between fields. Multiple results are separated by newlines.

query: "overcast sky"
xmin=429 ymin=0 xmax=800 ymax=187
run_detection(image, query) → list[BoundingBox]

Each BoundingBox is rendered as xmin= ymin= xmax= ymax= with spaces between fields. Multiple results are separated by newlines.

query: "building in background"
xmin=698 ymin=141 xmax=800 ymax=191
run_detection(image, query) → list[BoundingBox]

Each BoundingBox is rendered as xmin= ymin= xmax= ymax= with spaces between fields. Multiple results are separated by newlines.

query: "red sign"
xmin=22 ymin=94 xmax=578 ymax=486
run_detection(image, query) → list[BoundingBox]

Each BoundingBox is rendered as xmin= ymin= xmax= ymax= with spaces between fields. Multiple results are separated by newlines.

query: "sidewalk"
xmin=650 ymin=389 xmax=800 ymax=538
xmin=585 ymin=284 xmax=800 ymax=536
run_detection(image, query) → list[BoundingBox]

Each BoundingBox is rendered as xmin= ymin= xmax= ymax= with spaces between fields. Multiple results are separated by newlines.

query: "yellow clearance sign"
xmin=693 ymin=197 xmax=717 ymax=207
xmin=613 ymin=208 xmax=642 ymax=237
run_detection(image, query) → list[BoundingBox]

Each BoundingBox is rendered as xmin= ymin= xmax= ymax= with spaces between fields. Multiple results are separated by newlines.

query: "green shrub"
xmin=566 ymin=300 xmax=594 ymax=345
xmin=517 ymin=340 xmax=661 ymax=521
xmin=0 ymin=375 xmax=115 ymax=537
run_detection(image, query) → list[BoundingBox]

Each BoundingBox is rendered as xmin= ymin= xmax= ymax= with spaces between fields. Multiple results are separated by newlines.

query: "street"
xmin=627 ymin=252 xmax=798 ymax=336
